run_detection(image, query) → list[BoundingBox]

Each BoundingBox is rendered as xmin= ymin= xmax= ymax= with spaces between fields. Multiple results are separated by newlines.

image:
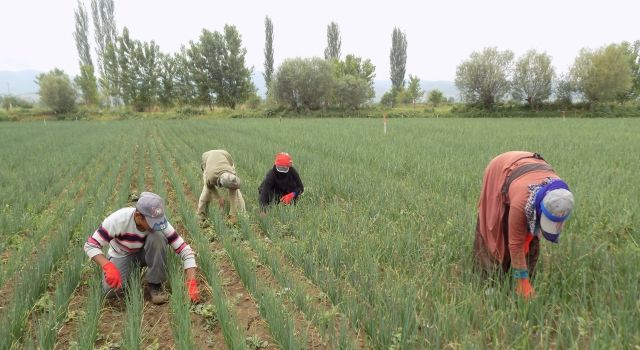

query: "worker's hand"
xmin=218 ymin=198 xmax=225 ymax=210
xmin=280 ymin=192 xmax=296 ymax=205
xmin=186 ymin=278 xmax=200 ymax=302
xmin=102 ymin=262 xmax=122 ymax=289
xmin=515 ymin=278 xmax=535 ymax=299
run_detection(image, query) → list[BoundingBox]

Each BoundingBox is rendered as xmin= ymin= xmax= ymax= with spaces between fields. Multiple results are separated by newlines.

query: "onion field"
xmin=0 ymin=118 xmax=638 ymax=349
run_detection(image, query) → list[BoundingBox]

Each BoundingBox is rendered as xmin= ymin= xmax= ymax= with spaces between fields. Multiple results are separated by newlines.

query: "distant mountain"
xmin=0 ymin=70 xmax=40 ymax=101
xmin=252 ymin=71 xmax=267 ymax=98
xmin=2 ymin=70 xmax=459 ymax=104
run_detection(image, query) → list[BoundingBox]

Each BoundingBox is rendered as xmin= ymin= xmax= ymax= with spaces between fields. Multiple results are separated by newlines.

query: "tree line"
xmin=454 ymin=43 xmax=640 ymax=110
xmin=31 ymin=0 xmax=640 ymax=114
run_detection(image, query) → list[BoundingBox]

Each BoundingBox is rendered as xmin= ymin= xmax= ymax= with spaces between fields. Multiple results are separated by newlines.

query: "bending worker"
xmin=259 ymin=152 xmax=304 ymax=212
xmin=84 ymin=192 xmax=200 ymax=304
xmin=198 ymin=149 xmax=246 ymax=225
xmin=473 ymin=151 xmax=575 ymax=298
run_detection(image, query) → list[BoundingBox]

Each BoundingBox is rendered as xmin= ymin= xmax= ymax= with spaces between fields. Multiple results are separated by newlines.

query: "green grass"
xmin=0 ymin=118 xmax=638 ymax=349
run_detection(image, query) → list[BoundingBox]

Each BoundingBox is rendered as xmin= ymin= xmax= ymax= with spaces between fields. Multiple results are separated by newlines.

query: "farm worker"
xmin=258 ymin=152 xmax=304 ymax=212
xmin=473 ymin=151 xmax=574 ymax=299
xmin=197 ymin=149 xmax=246 ymax=225
xmin=83 ymin=192 xmax=200 ymax=305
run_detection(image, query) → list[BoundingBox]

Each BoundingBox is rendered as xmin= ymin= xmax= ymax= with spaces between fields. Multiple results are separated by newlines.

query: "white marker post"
xmin=383 ymin=112 xmax=387 ymax=134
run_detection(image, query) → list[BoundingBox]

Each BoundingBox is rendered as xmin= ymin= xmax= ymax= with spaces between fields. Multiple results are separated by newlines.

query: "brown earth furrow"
xmin=150 ymin=135 xmax=232 ymax=349
xmin=254 ymin=228 xmax=371 ymax=349
xmin=152 ymin=131 xmax=278 ymax=349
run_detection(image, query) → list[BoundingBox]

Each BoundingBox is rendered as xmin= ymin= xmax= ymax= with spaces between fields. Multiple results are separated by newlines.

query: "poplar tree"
xmin=263 ymin=16 xmax=274 ymax=95
xmin=73 ymin=0 xmax=98 ymax=105
xmin=91 ymin=0 xmax=118 ymax=101
xmin=324 ymin=22 xmax=342 ymax=60
xmin=390 ymin=27 xmax=407 ymax=91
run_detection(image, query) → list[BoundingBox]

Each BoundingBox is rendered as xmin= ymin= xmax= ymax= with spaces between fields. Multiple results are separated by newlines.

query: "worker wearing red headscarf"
xmin=258 ymin=152 xmax=304 ymax=211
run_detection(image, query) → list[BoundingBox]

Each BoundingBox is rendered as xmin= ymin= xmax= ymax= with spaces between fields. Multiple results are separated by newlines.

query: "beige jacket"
xmin=201 ymin=150 xmax=236 ymax=187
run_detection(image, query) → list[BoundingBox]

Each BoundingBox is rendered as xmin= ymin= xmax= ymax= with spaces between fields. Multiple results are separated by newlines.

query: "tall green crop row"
xmin=154 ymin=126 xmax=308 ymax=350
xmin=64 ymin=132 xmax=137 ymax=349
xmin=123 ymin=267 xmax=144 ymax=350
xmin=76 ymin=269 xmax=104 ymax=349
xmin=150 ymin=130 xmax=248 ymax=349
xmin=31 ymin=130 xmax=135 ymax=349
xmin=0 ymin=148 xmax=113 ymax=288
xmin=1 ymin=119 xmax=638 ymax=349
xmin=160 ymin=120 xmax=418 ymax=347
xmin=237 ymin=214 xmax=359 ymax=349
xmin=146 ymin=135 xmax=196 ymax=349
xmin=157 ymin=118 xmax=639 ymax=348
xmin=0 ymin=137 xmax=129 ymax=350
xmin=0 ymin=123 xmax=107 ymax=255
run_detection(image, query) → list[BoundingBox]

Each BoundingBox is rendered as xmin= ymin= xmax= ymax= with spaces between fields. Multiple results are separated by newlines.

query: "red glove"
xmin=102 ymin=262 xmax=122 ymax=289
xmin=280 ymin=192 xmax=296 ymax=205
xmin=515 ymin=278 xmax=535 ymax=299
xmin=186 ymin=278 xmax=200 ymax=302
xmin=524 ymin=234 xmax=534 ymax=254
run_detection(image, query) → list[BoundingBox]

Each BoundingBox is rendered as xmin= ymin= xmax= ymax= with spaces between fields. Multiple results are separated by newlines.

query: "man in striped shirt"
xmin=84 ymin=192 xmax=199 ymax=304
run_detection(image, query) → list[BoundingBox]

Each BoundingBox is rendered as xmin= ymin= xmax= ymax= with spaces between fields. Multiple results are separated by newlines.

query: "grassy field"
xmin=0 ymin=118 xmax=638 ymax=349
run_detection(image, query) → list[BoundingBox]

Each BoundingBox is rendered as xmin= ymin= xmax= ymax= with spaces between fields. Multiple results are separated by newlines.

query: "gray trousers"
xmin=102 ymin=232 xmax=167 ymax=294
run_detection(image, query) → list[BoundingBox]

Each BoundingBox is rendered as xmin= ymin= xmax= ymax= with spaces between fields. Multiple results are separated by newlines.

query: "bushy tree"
xmin=405 ymin=74 xmax=423 ymax=107
xmin=554 ymin=74 xmax=574 ymax=107
xmin=620 ymin=40 xmax=640 ymax=101
xmin=332 ymin=54 xmax=376 ymax=108
xmin=394 ymin=88 xmax=412 ymax=104
xmin=511 ymin=50 xmax=555 ymax=108
xmin=37 ymin=69 xmax=77 ymax=114
xmin=157 ymin=52 xmax=176 ymax=108
xmin=271 ymin=57 xmax=334 ymax=110
xmin=173 ymin=47 xmax=197 ymax=106
xmin=324 ymin=22 xmax=341 ymax=60
xmin=455 ymin=47 xmax=514 ymax=110
xmin=390 ymin=27 xmax=407 ymax=91
xmin=189 ymin=26 xmax=255 ymax=109
xmin=334 ymin=75 xmax=371 ymax=109
xmin=570 ymin=43 xmax=632 ymax=104
xmin=1 ymin=96 xmax=33 ymax=110
xmin=117 ymin=27 xmax=161 ymax=111
xmin=427 ymin=89 xmax=445 ymax=107
xmin=380 ymin=90 xmax=396 ymax=107
xmin=219 ymin=25 xmax=255 ymax=109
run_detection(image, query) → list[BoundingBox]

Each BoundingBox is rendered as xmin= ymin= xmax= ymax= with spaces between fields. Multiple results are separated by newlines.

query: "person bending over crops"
xmin=258 ymin=152 xmax=304 ymax=213
xmin=473 ymin=151 xmax=575 ymax=299
xmin=84 ymin=192 xmax=200 ymax=305
xmin=197 ymin=149 xmax=246 ymax=226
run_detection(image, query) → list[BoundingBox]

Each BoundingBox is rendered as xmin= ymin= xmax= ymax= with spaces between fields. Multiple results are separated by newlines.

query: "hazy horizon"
xmin=1 ymin=0 xmax=638 ymax=83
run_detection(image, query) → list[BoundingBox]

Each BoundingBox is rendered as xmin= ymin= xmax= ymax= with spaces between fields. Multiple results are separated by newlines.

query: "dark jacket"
xmin=258 ymin=166 xmax=304 ymax=208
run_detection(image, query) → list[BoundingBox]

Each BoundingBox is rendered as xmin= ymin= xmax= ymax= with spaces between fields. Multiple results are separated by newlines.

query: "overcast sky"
xmin=1 ymin=0 xmax=638 ymax=81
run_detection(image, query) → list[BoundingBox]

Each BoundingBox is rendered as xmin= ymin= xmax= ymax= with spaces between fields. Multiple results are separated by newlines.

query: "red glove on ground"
xmin=515 ymin=278 xmax=535 ymax=299
xmin=280 ymin=192 xmax=296 ymax=205
xmin=186 ymin=278 xmax=200 ymax=302
xmin=102 ymin=262 xmax=122 ymax=289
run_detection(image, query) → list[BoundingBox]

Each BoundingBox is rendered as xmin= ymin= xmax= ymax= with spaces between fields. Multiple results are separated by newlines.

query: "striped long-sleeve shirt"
xmin=84 ymin=207 xmax=196 ymax=269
